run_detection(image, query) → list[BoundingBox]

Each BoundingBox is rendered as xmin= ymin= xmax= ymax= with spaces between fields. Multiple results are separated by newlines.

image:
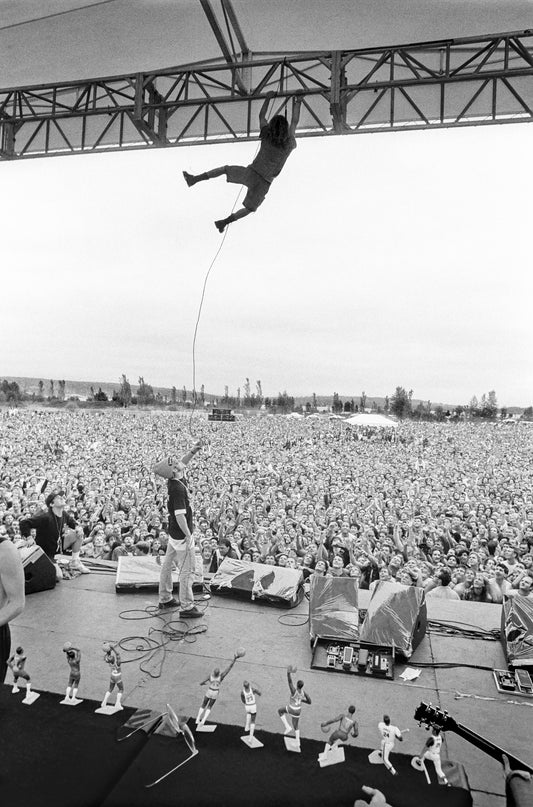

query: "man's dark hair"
xmin=439 ymin=569 xmax=452 ymax=587
xmin=263 ymin=115 xmax=290 ymax=147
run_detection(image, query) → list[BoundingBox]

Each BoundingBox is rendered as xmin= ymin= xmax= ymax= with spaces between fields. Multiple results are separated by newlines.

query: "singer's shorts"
xmin=225 ymin=166 xmax=270 ymax=212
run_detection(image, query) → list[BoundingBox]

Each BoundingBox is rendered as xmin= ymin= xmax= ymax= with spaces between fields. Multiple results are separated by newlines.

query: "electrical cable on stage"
xmin=108 ymin=601 xmax=209 ymax=678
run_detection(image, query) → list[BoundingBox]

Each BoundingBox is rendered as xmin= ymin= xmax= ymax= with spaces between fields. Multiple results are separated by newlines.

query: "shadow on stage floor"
xmin=1 ymin=685 xmax=471 ymax=807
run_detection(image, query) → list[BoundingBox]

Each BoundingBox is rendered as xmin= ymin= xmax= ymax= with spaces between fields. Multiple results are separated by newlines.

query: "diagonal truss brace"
xmin=0 ymin=29 xmax=532 ymax=161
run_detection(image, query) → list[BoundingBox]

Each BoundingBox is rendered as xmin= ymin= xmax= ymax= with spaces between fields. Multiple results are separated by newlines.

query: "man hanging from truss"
xmin=183 ymin=92 xmax=301 ymax=232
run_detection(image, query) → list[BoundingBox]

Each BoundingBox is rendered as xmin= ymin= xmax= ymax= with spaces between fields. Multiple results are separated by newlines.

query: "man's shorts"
xmin=225 ymin=166 xmax=270 ymax=212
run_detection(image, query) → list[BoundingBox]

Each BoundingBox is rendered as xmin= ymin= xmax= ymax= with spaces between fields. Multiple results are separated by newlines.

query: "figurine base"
xmin=241 ymin=735 xmax=264 ymax=748
xmin=60 ymin=697 xmax=83 ymax=706
xmin=318 ymin=746 xmax=345 ymax=767
xmin=368 ymin=749 xmax=384 ymax=765
xmin=411 ymin=757 xmax=425 ymax=771
xmin=284 ymin=737 xmax=301 ymax=753
xmin=22 ymin=691 xmax=41 ymax=706
xmin=196 ymin=723 xmax=217 ymax=733
xmin=95 ymin=704 xmax=124 ymax=715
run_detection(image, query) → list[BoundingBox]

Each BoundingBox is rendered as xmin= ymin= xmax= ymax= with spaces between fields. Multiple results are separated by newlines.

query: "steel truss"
xmin=1 ymin=29 xmax=532 ymax=160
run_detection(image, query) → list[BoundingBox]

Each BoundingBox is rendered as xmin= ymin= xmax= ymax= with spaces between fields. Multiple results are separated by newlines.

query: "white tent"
xmin=344 ymin=413 xmax=399 ymax=429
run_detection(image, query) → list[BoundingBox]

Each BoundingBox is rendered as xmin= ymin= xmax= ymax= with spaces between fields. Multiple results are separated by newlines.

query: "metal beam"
xmin=199 ymin=0 xmax=248 ymax=94
xmin=0 ymin=30 xmax=532 ymax=161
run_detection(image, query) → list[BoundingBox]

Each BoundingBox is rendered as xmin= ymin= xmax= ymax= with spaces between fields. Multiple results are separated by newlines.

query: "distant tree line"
xmin=1 ymin=376 xmax=531 ymax=422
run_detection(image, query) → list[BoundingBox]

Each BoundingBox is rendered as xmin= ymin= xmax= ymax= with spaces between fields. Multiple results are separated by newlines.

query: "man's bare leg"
xmin=183 ymin=167 xmax=226 ymax=186
xmin=215 ymin=207 xmax=252 ymax=233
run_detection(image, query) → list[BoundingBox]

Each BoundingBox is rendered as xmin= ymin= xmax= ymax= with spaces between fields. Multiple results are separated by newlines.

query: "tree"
xmin=182 ymin=386 xmax=187 ymax=403
xmin=468 ymin=395 xmax=479 ymax=417
xmin=276 ymin=390 xmax=295 ymax=413
xmin=332 ymin=392 xmax=343 ymax=413
xmin=433 ymin=405 xmax=445 ymax=421
xmin=390 ymin=386 xmax=412 ymax=419
xmin=224 ymin=385 xmax=229 ymax=402
xmin=94 ymin=387 xmax=108 ymax=402
xmin=360 ymin=391 xmax=367 ymax=411
xmin=137 ymin=376 xmax=155 ymax=406
xmin=384 ymin=395 xmax=390 ymax=413
xmin=312 ymin=392 xmax=317 ymax=411
xmin=1 ymin=380 xmax=22 ymax=402
xmin=485 ymin=390 xmax=498 ymax=418
xmin=49 ymin=379 xmax=55 ymax=399
xmin=200 ymin=384 xmax=205 ymax=404
xmin=171 ymin=386 xmax=177 ymax=405
xmin=58 ymin=380 xmax=66 ymax=401
xmin=244 ymin=378 xmax=251 ymax=406
xmin=256 ymin=380 xmax=263 ymax=406
xmin=38 ymin=379 xmax=44 ymax=400
xmin=118 ymin=374 xmax=132 ymax=407
xmin=522 ymin=406 xmax=533 ymax=421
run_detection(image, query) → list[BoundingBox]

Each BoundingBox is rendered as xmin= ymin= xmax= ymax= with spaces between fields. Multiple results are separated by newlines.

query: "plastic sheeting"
xmin=359 ymin=581 xmax=426 ymax=659
xmin=502 ymin=595 xmax=533 ymax=667
xmin=210 ymin=558 xmax=303 ymax=607
xmin=309 ymin=576 xmax=359 ymax=641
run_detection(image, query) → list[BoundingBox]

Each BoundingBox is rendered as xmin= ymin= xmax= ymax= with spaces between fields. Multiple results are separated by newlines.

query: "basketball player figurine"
xmin=7 ymin=646 xmax=40 ymax=705
xmin=96 ymin=642 xmax=124 ymax=714
xmin=61 ymin=642 xmax=83 ymax=705
xmin=278 ymin=665 xmax=311 ymax=752
xmin=412 ymin=725 xmax=449 ymax=785
xmin=240 ymin=680 xmax=263 ymax=748
xmin=319 ymin=705 xmax=358 ymax=764
xmin=196 ymin=648 xmax=245 ymax=731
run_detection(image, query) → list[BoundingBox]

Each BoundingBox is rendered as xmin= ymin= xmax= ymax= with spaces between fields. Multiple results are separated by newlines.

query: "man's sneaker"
xmin=179 ymin=607 xmax=203 ymax=619
xmin=159 ymin=597 xmax=179 ymax=610
xmin=70 ymin=559 xmax=91 ymax=574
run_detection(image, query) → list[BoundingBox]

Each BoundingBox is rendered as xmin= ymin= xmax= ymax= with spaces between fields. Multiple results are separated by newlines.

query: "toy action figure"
xmin=101 ymin=642 xmax=124 ymax=710
xmin=377 ymin=715 xmax=404 ymax=775
xmin=320 ymin=705 xmax=358 ymax=757
xmin=62 ymin=642 xmax=82 ymax=703
xmin=278 ymin=665 xmax=311 ymax=749
xmin=196 ymin=648 xmax=245 ymax=727
xmin=414 ymin=725 xmax=449 ymax=785
xmin=241 ymin=680 xmax=262 ymax=740
xmin=8 ymin=646 xmax=32 ymax=697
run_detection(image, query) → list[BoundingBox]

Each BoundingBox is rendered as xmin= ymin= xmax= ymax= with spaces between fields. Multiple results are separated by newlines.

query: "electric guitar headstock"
xmin=414 ymin=702 xmax=458 ymax=732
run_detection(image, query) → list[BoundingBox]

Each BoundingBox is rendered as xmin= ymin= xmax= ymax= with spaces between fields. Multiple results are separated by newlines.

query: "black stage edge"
xmin=103 ymin=723 xmax=472 ymax=807
xmin=0 ymin=685 xmax=146 ymax=807
xmin=1 ymin=685 xmax=472 ymax=807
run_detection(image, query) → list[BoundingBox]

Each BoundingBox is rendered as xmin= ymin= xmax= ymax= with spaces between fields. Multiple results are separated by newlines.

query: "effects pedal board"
xmin=319 ymin=641 xmax=394 ymax=679
xmin=493 ymin=668 xmax=533 ymax=698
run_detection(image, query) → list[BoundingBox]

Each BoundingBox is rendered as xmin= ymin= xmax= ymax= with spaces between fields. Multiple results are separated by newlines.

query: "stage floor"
xmin=10 ymin=570 xmax=529 ymax=807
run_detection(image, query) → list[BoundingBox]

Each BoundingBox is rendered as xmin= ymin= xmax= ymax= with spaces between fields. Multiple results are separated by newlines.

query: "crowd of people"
xmin=1 ymin=408 xmax=532 ymax=603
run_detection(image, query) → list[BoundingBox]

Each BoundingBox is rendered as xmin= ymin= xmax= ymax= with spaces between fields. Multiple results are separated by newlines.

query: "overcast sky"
xmin=1 ymin=1 xmax=532 ymax=407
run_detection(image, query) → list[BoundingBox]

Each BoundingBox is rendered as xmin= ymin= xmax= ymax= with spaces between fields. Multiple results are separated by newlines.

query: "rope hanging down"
xmin=187 ymin=79 xmax=285 ymax=436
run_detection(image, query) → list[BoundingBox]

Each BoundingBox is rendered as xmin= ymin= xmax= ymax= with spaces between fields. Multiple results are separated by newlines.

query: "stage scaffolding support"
xmin=1 ymin=29 xmax=532 ymax=161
